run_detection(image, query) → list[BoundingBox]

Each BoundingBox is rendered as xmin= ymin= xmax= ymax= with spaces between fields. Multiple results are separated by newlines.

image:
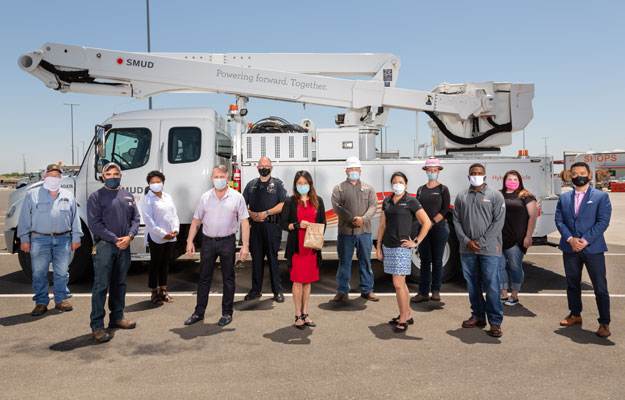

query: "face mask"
xmin=571 ymin=175 xmax=590 ymax=187
xmin=104 ymin=177 xmax=121 ymax=189
xmin=213 ymin=178 xmax=228 ymax=190
xmin=505 ymin=180 xmax=520 ymax=191
xmin=296 ymin=185 xmax=310 ymax=195
xmin=258 ymin=168 xmax=271 ymax=177
xmin=149 ymin=183 xmax=163 ymax=193
xmin=43 ymin=177 xmax=61 ymax=191
xmin=392 ymin=183 xmax=405 ymax=195
xmin=348 ymin=171 xmax=360 ymax=181
xmin=469 ymin=175 xmax=485 ymax=187
xmin=426 ymin=173 xmax=438 ymax=181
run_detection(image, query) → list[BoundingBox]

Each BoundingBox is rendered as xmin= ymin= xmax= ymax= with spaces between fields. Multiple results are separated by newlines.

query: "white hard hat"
xmin=345 ymin=156 xmax=361 ymax=168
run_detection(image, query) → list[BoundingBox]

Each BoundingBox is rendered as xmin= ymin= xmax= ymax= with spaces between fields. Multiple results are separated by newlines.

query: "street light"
xmin=64 ymin=103 xmax=79 ymax=164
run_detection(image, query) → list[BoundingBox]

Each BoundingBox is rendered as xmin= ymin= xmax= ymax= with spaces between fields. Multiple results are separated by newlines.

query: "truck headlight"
xmin=6 ymin=205 xmax=16 ymax=219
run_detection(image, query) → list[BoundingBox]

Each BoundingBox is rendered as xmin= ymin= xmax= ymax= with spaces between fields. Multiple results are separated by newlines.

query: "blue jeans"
xmin=418 ymin=223 xmax=450 ymax=295
xmin=460 ymin=253 xmax=503 ymax=326
xmin=336 ymin=233 xmax=374 ymax=294
xmin=498 ymin=245 xmax=525 ymax=291
xmin=29 ymin=233 xmax=72 ymax=305
xmin=90 ymin=240 xmax=131 ymax=331
xmin=563 ymin=252 xmax=610 ymax=324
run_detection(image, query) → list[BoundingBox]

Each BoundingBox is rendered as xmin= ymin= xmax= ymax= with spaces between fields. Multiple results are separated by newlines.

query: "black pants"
xmin=563 ymin=251 xmax=610 ymax=324
xmin=195 ymin=234 xmax=236 ymax=317
xmin=147 ymin=236 xmax=174 ymax=289
xmin=250 ymin=222 xmax=282 ymax=294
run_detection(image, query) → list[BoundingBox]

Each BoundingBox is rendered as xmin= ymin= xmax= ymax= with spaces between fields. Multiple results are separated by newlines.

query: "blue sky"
xmin=1 ymin=0 xmax=623 ymax=173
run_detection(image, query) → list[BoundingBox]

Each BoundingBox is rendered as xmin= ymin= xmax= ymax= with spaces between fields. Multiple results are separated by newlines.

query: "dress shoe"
xmin=218 ymin=315 xmax=233 ymax=326
xmin=559 ymin=314 xmax=582 ymax=327
xmin=244 ymin=291 xmax=262 ymax=301
xmin=411 ymin=294 xmax=429 ymax=303
xmin=487 ymin=325 xmax=503 ymax=337
xmin=596 ymin=323 xmax=611 ymax=338
xmin=92 ymin=329 xmax=111 ymax=343
xmin=462 ymin=317 xmax=487 ymax=328
xmin=109 ymin=319 xmax=136 ymax=329
xmin=54 ymin=301 xmax=73 ymax=312
xmin=31 ymin=304 xmax=47 ymax=316
xmin=184 ymin=314 xmax=203 ymax=326
xmin=332 ymin=293 xmax=348 ymax=302
xmin=430 ymin=292 xmax=441 ymax=301
xmin=273 ymin=292 xmax=285 ymax=303
xmin=361 ymin=292 xmax=379 ymax=302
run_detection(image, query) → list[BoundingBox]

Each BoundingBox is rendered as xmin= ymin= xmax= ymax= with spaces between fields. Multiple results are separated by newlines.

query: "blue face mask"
xmin=104 ymin=177 xmax=121 ymax=189
xmin=427 ymin=173 xmax=438 ymax=181
xmin=296 ymin=185 xmax=310 ymax=195
xmin=348 ymin=171 xmax=360 ymax=181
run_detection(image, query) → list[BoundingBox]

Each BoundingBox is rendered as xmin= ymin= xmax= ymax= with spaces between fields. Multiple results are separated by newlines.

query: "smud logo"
xmin=126 ymin=59 xmax=154 ymax=68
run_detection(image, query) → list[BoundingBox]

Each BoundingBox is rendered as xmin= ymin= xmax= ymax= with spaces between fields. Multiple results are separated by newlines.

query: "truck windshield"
xmin=104 ymin=128 xmax=151 ymax=170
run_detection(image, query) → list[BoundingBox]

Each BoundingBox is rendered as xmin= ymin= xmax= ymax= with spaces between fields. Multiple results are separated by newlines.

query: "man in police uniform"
xmin=18 ymin=164 xmax=83 ymax=316
xmin=242 ymin=157 xmax=287 ymax=302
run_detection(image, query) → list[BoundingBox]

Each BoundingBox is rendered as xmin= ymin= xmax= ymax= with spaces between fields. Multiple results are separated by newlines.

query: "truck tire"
xmin=17 ymin=222 xmax=94 ymax=284
xmin=408 ymin=221 xmax=460 ymax=284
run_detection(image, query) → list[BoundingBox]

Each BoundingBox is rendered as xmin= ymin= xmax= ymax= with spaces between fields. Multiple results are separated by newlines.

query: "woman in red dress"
xmin=281 ymin=171 xmax=326 ymax=329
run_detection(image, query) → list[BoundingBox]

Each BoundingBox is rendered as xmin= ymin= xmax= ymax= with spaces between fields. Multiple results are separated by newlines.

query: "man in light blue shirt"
xmin=17 ymin=164 xmax=83 ymax=316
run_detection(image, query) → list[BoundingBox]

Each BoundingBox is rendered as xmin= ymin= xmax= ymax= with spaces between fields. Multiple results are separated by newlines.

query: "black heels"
xmin=294 ymin=315 xmax=306 ymax=330
xmin=301 ymin=313 xmax=316 ymax=327
xmin=388 ymin=315 xmax=414 ymax=325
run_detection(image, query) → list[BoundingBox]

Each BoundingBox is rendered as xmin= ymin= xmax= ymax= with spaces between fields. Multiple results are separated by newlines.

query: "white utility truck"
xmin=6 ymin=43 xmax=558 ymax=282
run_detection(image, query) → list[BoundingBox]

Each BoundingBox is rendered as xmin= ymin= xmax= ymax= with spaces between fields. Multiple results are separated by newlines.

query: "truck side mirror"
xmin=96 ymin=125 xmax=108 ymax=159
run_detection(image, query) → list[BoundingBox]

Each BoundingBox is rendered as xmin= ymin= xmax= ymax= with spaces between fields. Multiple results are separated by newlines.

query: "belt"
xmin=32 ymin=231 xmax=71 ymax=237
xmin=203 ymin=233 xmax=235 ymax=241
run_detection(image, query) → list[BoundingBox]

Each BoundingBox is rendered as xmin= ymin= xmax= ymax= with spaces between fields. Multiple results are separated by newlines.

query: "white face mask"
xmin=392 ymin=183 xmax=405 ymax=195
xmin=43 ymin=177 xmax=61 ymax=191
xmin=213 ymin=178 xmax=228 ymax=190
xmin=469 ymin=175 xmax=486 ymax=186
xmin=149 ymin=183 xmax=163 ymax=193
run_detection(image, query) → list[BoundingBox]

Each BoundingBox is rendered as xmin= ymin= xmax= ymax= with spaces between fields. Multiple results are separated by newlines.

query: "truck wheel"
xmin=17 ymin=222 xmax=93 ymax=284
xmin=408 ymin=223 xmax=460 ymax=284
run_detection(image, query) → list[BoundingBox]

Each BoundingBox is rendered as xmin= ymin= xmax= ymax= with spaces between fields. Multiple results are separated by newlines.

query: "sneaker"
xmin=504 ymin=297 xmax=519 ymax=306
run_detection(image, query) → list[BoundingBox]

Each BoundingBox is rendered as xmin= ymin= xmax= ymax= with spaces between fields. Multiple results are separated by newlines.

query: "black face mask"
xmin=571 ymin=175 xmax=590 ymax=187
xmin=258 ymin=168 xmax=271 ymax=177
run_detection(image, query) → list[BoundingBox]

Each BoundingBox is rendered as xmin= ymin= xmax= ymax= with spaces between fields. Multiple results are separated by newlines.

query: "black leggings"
xmin=147 ymin=235 xmax=174 ymax=289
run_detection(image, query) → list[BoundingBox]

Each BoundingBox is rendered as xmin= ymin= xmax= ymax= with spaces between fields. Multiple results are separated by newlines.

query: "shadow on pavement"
xmin=124 ymin=300 xmax=159 ymax=313
xmin=170 ymin=323 xmax=235 ymax=340
xmin=263 ymin=325 xmax=313 ymax=345
xmin=317 ymin=297 xmax=367 ymax=312
xmin=0 ymin=309 xmax=61 ymax=326
xmin=553 ymin=326 xmax=615 ymax=346
xmin=446 ymin=328 xmax=501 ymax=344
xmin=410 ymin=301 xmax=446 ymax=313
xmin=49 ymin=330 xmax=116 ymax=351
xmin=234 ymin=298 xmax=275 ymax=311
xmin=368 ymin=323 xmax=422 ymax=341
xmin=502 ymin=303 xmax=537 ymax=317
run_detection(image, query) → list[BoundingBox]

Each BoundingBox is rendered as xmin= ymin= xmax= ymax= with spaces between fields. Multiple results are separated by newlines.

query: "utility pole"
xmin=384 ymin=126 xmax=390 ymax=157
xmin=64 ymin=103 xmax=79 ymax=164
xmin=146 ymin=0 xmax=153 ymax=110
xmin=22 ymin=154 xmax=26 ymax=175
xmin=542 ymin=136 xmax=548 ymax=158
xmin=412 ymin=139 xmax=416 ymax=158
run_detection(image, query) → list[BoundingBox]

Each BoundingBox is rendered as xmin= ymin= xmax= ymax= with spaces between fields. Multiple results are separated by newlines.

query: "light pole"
xmin=22 ymin=154 xmax=26 ymax=175
xmin=64 ymin=103 xmax=79 ymax=164
xmin=146 ymin=0 xmax=153 ymax=110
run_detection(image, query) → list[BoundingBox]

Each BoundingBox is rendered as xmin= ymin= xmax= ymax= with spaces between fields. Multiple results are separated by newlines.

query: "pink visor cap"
xmin=422 ymin=157 xmax=443 ymax=170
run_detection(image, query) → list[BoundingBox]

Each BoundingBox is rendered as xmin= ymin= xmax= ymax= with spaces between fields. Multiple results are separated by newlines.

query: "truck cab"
xmin=5 ymin=107 xmax=232 ymax=282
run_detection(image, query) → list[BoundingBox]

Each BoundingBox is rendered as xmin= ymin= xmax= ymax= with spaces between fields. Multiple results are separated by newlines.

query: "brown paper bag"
xmin=303 ymin=223 xmax=325 ymax=250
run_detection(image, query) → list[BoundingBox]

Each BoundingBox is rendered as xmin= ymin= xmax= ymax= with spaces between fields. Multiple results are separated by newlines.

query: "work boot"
xmin=559 ymin=314 xmax=582 ymax=327
xmin=31 ymin=304 xmax=47 ymax=316
xmin=54 ymin=301 xmax=73 ymax=312
xmin=93 ymin=329 xmax=111 ymax=343
xmin=487 ymin=325 xmax=503 ymax=338
xmin=361 ymin=292 xmax=379 ymax=302
xmin=596 ymin=324 xmax=611 ymax=338
xmin=411 ymin=294 xmax=429 ymax=303
xmin=462 ymin=317 xmax=487 ymax=328
xmin=430 ymin=292 xmax=441 ymax=301
xmin=109 ymin=319 xmax=137 ymax=329
xmin=332 ymin=293 xmax=348 ymax=302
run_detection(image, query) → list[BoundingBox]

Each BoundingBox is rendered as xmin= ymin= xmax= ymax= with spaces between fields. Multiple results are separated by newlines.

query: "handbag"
xmin=303 ymin=223 xmax=325 ymax=250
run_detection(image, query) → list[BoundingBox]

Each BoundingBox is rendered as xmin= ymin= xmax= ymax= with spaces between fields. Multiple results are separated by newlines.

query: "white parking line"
xmin=1 ymin=293 xmax=625 ymax=298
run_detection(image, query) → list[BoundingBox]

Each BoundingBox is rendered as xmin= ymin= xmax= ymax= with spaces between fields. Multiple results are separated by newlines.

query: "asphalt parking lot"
xmin=1 ymin=188 xmax=624 ymax=399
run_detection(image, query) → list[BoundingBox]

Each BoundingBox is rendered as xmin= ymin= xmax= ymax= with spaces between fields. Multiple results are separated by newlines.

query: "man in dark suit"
xmin=555 ymin=161 xmax=612 ymax=338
